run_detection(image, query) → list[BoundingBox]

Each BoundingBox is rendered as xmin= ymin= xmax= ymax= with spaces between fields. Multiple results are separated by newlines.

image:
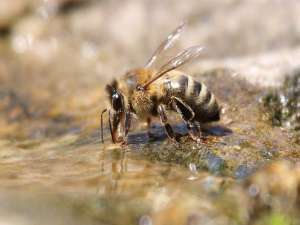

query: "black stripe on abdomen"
xmin=191 ymin=81 xmax=201 ymax=96
xmin=202 ymin=91 xmax=211 ymax=105
xmin=177 ymin=75 xmax=189 ymax=91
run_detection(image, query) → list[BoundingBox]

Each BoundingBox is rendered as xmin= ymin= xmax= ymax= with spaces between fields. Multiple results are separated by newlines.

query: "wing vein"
xmin=143 ymin=45 xmax=204 ymax=88
xmin=145 ymin=22 xmax=186 ymax=68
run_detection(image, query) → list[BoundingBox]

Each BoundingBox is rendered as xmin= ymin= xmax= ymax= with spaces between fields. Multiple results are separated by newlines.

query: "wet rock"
xmin=262 ymin=69 xmax=300 ymax=130
xmin=260 ymin=148 xmax=277 ymax=161
xmin=235 ymin=164 xmax=255 ymax=180
xmin=206 ymin=152 xmax=225 ymax=175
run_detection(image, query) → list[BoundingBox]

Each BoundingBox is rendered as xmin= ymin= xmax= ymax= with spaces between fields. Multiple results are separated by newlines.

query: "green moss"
xmin=256 ymin=213 xmax=294 ymax=225
xmin=262 ymin=70 xmax=300 ymax=131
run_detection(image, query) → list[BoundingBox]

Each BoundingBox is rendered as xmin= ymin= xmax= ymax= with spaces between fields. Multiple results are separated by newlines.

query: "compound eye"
xmin=112 ymin=92 xmax=123 ymax=111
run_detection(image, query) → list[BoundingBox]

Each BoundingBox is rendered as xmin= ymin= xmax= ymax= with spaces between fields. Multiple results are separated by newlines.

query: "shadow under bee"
xmin=126 ymin=123 xmax=232 ymax=145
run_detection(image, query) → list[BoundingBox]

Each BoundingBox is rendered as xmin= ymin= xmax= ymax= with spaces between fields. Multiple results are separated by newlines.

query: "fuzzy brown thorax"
xmin=130 ymin=89 xmax=155 ymax=118
xmin=117 ymin=68 xmax=154 ymax=97
xmin=116 ymin=68 xmax=158 ymax=117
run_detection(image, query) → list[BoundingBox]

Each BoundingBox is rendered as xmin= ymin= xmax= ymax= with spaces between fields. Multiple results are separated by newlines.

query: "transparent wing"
xmin=158 ymin=45 xmax=204 ymax=76
xmin=143 ymin=45 xmax=204 ymax=88
xmin=145 ymin=22 xmax=186 ymax=68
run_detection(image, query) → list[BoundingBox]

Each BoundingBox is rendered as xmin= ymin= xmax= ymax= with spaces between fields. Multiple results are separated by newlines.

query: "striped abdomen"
xmin=159 ymin=72 xmax=220 ymax=123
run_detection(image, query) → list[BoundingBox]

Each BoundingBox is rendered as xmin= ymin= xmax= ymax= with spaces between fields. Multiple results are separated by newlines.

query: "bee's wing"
xmin=158 ymin=45 xmax=204 ymax=75
xmin=143 ymin=45 xmax=204 ymax=88
xmin=145 ymin=22 xmax=186 ymax=68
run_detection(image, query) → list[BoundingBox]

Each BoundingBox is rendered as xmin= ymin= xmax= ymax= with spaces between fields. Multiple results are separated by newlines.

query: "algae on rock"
xmin=262 ymin=69 xmax=300 ymax=131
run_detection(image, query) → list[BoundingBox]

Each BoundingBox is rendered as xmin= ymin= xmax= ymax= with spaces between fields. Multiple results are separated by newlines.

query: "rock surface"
xmin=0 ymin=0 xmax=29 ymax=31
xmin=0 ymin=0 xmax=300 ymax=225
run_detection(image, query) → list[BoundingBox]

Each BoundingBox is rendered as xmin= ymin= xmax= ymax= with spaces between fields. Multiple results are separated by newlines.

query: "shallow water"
xmin=0 ymin=137 xmax=227 ymax=225
xmin=1 ymin=68 xmax=299 ymax=225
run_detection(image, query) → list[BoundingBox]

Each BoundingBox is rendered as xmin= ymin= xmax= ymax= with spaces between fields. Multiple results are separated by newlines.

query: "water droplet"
xmin=187 ymin=175 xmax=198 ymax=181
xmin=139 ymin=215 xmax=152 ymax=225
xmin=248 ymin=184 xmax=260 ymax=197
xmin=279 ymin=94 xmax=288 ymax=106
xmin=189 ymin=163 xmax=197 ymax=173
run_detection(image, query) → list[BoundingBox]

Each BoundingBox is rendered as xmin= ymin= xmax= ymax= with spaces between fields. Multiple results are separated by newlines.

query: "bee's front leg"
xmin=122 ymin=110 xmax=132 ymax=145
xmin=157 ymin=104 xmax=178 ymax=142
xmin=109 ymin=110 xmax=124 ymax=143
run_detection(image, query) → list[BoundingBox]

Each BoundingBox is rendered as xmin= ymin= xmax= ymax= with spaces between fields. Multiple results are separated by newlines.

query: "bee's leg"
xmin=171 ymin=96 xmax=194 ymax=121
xmin=108 ymin=110 xmax=114 ymax=142
xmin=100 ymin=108 xmax=107 ymax=143
xmin=187 ymin=121 xmax=202 ymax=143
xmin=157 ymin=104 xmax=177 ymax=142
xmin=147 ymin=117 xmax=157 ymax=140
xmin=122 ymin=111 xmax=131 ymax=145
xmin=170 ymin=96 xmax=201 ymax=142
xmin=147 ymin=117 xmax=152 ymax=131
xmin=146 ymin=117 xmax=153 ymax=138
xmin=109 ymin=111 xmax=123 ymax=143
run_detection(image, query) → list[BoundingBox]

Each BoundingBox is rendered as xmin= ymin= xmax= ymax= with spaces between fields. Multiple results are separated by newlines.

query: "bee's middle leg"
xmin=171 ymin=96 xmax=202 ymax=142
xmin=157 ymin=104 xmax=177 ymax=142
xmin=146 ymin=117 xmax=155 ymax=139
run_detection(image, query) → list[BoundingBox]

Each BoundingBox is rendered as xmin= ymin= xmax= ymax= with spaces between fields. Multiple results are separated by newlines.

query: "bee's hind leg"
xmin=187 ymin=121 xmax=202 ymax=143
xmin=170 ymin=96 xmax=202 ymax=143
xmin=157 ymin=104 xmax=178 ymax=142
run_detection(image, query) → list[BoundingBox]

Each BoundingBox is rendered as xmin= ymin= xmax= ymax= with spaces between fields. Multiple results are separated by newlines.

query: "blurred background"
xmin=0 ymin=1 xmax=300 ymax=225
xmin=1 ymin=0 xmax=300 ymax=139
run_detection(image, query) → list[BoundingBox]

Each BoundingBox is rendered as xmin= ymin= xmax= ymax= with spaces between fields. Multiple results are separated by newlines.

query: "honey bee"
xmin=101 ymin=23 xmax=220 ymax=144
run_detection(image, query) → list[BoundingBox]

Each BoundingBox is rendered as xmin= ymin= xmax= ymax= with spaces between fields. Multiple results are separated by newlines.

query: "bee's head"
xmin=106 ymin=80 xmax=124 ymax=113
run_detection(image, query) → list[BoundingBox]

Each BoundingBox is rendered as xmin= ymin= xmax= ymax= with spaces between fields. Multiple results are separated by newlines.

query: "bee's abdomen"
xmin=162 ymin=74 xmax=220 ymax=122
xmin=187 ymin=77 xmax=220 ymax=122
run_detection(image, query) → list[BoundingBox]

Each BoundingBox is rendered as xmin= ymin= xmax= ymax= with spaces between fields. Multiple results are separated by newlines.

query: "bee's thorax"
xmin=130 ymin=90 xmax=155 ymax=118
